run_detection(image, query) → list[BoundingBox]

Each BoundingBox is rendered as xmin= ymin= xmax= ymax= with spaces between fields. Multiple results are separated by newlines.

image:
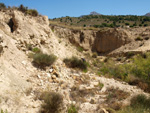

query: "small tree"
xmin=0 ymin=3 xmax=6 ymax=9
xmin=18 ymin=4 xmax=28 ymax=13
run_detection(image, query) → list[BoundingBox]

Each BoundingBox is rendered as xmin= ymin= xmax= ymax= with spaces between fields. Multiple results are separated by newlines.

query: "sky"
xmin=1 ymin=0 xmax=150 ymax=19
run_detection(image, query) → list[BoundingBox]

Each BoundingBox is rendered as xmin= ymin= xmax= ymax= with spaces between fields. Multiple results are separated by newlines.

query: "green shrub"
xmin=100 ymin=61 xmax=130 ymax=81
xmin=92 ymin=52 xmax=98 ymax=58
xmin=144 ymin=24 xmax=148 ymax=27
xmin=99 ymin=53 xmax=150 ymax=92
xmin=40 ymin=91 xmax=63 ymax=113
xmin=117 ymin=106 xmax=150 ymax=113
xmin=125 ymin=23 xmax=130 ymax=26
xmin=63 ymin=56 xmax=87 ymax=70
xmin=26 ymin=9 xmax=38 ymax=16
xmin=1 ymin=109 xmax=7 ymax=113
xmin=98 ymin=82 xmax=104 ymax=89
xmin=106 ymin=88 xmax=130 ymax=102
xmin=105 ymin=88 xmax=130 ymax=111
xmin=68 ymin=104 xmax=78 ymax=113
xmin=131 ymin=55 xmax=150 ymax=81
xmin=135 ymin=37 xmax=143 ymax=41
xmin=17 ymin=4 xmax=39 ymax=17
xmin=83 ymin=24 xmax=86 ymax=27
xmin=32 ymin=47 xmax=41 ymax=53
xmin=130 ymin=94 xmax=150 ymax=108
xmin=77 ymin=47 xmax=84 ymax=52
xmin=117 ymin=94 xmax=150 ymax=113
xmin=33 ymin=53 xmax=56 ymax=68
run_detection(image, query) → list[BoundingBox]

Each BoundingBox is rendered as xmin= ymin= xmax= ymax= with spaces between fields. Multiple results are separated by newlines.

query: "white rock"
xmin=22 ymin=61 xmax=27 ymax=65
xmin=37 ymin=74 xmax=41 ymax=79
xmin=49 ymin=68 xmax=53 ymax=73
xmin=46 ymin=73 xmax=51 ymax=78
xmin=93 ymin=82 xmax=99 ymax=86
xmin=72 ymin=101 xmax=76 ymax=105
xmin=0 ymin=34 xmax=3 ymax=38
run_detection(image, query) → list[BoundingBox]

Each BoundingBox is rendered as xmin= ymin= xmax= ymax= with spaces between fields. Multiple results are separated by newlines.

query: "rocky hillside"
xmin=0 ymin=9 xmax=150 ymax=113
xmin=51 ymin=25 xmax=150 ymax=56
xmin=50 ymin=14 xmax=150 ymax=28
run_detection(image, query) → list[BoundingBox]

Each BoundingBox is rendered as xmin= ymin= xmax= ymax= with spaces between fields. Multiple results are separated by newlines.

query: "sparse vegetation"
xmin=0 ymin=3 xmax=39 ymax=16
xmin=63 ymin=56 xmax=88 ymax=71
xmin=33 ymin=53 xmax=57 ymax=68
xmin=0 ymin=109 xmax=8 ymax=113
xmin=100 ymin=60 xmax=130 ymax=81
xmin=130 ymin=94 xmax=150 ymax=108
xmin=40 ymin=91 xmax=63 ymax=113
xmin=105 ymin=87 xmax=130 ymax=111
xmin=50 ymin=15 xmax=150 ymax=29
xmin=98 ymin=53 xmax=150 ymax=92
xmin=106 ymin=88 xmax=130 ymax=102
xmin=70 ymin=85 xmax=96 ymax=103
xmin=117 ymin=94 xmax=150 ymax=113
xmin=18 ymin=4 xmax=38 ymax=16
xmin=68 ymin=104 xmax=78 ymax=113
xmin=130 ymin=54 xmax=150 ymax=81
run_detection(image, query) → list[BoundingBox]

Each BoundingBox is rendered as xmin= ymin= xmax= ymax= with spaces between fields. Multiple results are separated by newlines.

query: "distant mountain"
xmin=90 ymin=11 xmax=102 ymax=15
xmin=80 ymin=11 xmax=102 ymax=17
xmin=144 ymin=12 xmax=150 ymax=17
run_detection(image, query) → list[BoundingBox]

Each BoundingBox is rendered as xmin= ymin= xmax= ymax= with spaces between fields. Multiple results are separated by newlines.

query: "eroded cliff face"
xmin=51 ymin=26 xmax=131 ymax=53
xmin=94 ymin=28 xmax=130 ymax=53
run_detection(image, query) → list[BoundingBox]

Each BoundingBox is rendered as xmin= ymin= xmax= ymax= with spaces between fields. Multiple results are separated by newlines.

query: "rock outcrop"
xmin=51 ymin=26 xmax=131 ymax=54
